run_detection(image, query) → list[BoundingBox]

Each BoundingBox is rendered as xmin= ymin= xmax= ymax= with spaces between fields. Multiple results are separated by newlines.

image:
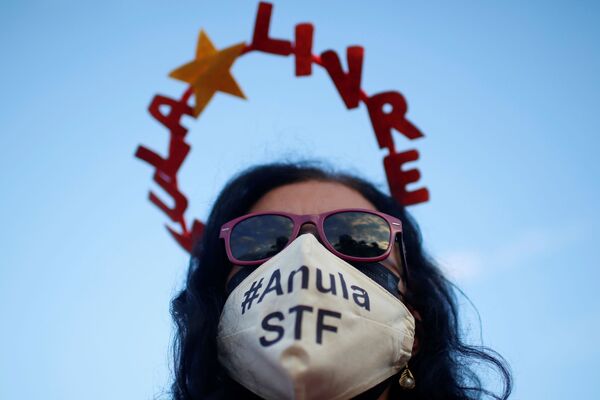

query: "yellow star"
xmin=169 ymin=30 xmax=246 ymax=117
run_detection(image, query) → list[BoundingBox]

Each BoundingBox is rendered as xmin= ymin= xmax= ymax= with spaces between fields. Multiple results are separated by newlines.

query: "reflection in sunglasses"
xmin=231 ymin=215 xmax=294 ymax=261
xmin=333 ymin=234 xmax=387 ymax=258
xmin=325 ymin=213 xmax=390 ymax=257
xmin=234 ymin=235 xmax=289 ymax=261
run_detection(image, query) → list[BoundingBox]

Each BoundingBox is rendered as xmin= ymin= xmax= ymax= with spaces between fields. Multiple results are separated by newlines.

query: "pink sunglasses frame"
xmin=219 ymin=208 xmax=409 ymax=277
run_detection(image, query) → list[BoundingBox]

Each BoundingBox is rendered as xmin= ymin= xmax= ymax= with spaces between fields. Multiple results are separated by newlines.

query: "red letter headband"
xmin=135 ymin=2 xmax=430 ymax=253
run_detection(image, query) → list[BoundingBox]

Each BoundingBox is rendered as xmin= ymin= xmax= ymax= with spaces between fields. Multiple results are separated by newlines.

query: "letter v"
xmin=321 ymin=46 xmax=364 ymax=109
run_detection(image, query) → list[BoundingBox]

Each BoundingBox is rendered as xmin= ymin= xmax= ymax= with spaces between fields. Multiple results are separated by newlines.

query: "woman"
xmin=170 ymin=162 xmax=512 ymax=400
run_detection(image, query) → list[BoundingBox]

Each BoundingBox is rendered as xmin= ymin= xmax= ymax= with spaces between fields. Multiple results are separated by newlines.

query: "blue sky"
xmin=1 ymin=0 xmax=598 ymax=399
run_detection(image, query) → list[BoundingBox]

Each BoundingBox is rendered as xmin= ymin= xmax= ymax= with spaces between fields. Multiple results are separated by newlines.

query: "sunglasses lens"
xmin=323 ymin=212 xmax=391 ymax=258
xmin=230 ymin=215 xmax=294 ymax=262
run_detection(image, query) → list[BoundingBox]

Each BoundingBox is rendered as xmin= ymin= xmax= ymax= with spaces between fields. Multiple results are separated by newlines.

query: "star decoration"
xmin=169 ymin=30 xmax=246 ymax=117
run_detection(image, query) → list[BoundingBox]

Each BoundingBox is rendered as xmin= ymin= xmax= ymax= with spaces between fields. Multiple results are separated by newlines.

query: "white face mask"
xmin=217 ymin=234 xmax=415 ymax=400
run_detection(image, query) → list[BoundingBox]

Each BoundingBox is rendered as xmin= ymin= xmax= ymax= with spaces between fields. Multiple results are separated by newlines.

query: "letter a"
xmin=259 ymin=269 xmax=284 ymax=303
xmin=351 ymin=285 xmax=371 ymax=311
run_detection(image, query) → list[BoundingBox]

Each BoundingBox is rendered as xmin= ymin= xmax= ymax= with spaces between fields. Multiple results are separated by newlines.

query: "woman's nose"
xmin=298 ymin=222 xmax=320 ymax=239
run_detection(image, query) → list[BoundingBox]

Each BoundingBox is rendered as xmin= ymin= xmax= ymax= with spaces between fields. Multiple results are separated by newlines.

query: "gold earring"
xmin=399 ymin=366 xmax=416 ymax=390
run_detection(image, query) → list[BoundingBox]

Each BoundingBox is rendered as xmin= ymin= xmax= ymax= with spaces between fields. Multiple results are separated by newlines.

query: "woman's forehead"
xmin=249 ymin=180 xmax=377 ymax=214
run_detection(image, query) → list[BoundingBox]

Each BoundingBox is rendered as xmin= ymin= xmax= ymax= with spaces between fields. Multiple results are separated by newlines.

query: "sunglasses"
xmin=219 ymin=208 xmax=409 ymax=276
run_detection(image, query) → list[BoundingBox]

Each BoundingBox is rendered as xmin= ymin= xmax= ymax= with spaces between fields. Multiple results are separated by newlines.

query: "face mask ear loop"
xmin=225 ymin=266 xmax=257 ymax=296
xmin=394 ymin=232 xmax=417 ymax=310
xmin=395 ymin=233 xmax=410 ymax=289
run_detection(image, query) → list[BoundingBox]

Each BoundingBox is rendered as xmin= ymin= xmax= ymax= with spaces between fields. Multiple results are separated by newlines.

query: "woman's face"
xmin=226 ymin=180 xmax=407 ymax=297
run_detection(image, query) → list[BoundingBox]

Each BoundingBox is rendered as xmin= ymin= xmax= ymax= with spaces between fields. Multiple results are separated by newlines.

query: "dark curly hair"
xmin=169 ymin=161 xmax=512 ymax=400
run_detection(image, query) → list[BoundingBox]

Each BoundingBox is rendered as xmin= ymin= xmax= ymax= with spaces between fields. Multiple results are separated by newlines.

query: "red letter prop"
xmin=321 ymin=46 xmax=364 ymax=109
xmin=252 ymin=2 xmax=292 ymax=56
xmin=135 ymin=136 xmax=190 ymax=179
xmin=136 ymin=133 xmax=191 ymax=225
xmin=384 ymin=150 xmax=430 ymax=206
xmin=367 ymin=91 xmax=424 ymax=151
xmin=294 ymin=23 xmax=314 ymax=76
xmin=138 ymin=1 xmax=431 ymax=254
xmin=167 ymin=219 xmax=205 ymax=253
xmin=149 ymin=172 xmax=189 ymax=223
xmin=136 ymin=93 xmax=206 ymax=253
xmin=148 ymin=94 xmax=194 ymax=137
